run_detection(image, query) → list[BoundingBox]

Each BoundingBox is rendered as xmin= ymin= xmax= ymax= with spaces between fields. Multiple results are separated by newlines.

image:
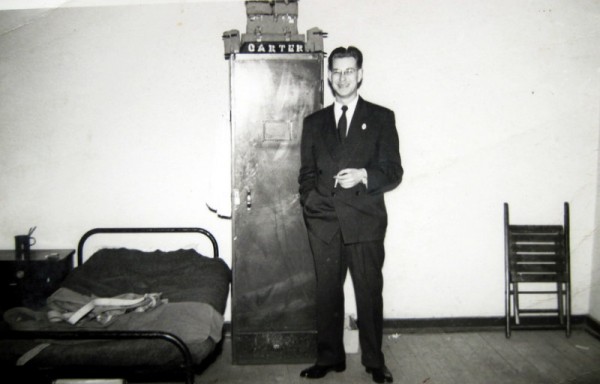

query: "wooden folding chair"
xmin=504 ymin=202 xmax=571 ymax=338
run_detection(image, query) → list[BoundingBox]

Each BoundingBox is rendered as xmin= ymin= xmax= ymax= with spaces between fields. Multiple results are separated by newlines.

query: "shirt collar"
xmin=334 ymin=95 xmax=359 ymax=123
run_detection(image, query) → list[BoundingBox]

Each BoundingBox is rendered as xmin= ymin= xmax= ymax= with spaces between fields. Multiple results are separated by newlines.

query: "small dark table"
xmin=0 ymin=249 xmax=75 ymax=311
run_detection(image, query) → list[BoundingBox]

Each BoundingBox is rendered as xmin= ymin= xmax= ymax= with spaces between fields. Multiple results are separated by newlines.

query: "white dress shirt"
xmin=334 ymin=95 xmax=359 ymax=138
xmin=333 ymin=95 xmax=368 ymax=187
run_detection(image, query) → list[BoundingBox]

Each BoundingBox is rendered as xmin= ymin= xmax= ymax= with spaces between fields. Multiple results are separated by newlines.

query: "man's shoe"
xmin=300 ymin=362 xmax=346 ymax=379
xmin=366 ymin=365 xmax=393 ymax=383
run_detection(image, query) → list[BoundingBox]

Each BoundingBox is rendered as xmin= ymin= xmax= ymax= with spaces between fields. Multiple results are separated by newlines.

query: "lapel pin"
xmin=362 ymin=123 xmax=367 ymax=130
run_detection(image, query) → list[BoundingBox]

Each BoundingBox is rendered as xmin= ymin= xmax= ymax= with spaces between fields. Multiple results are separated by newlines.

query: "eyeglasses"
xmin=331 ymin=68 xmax=358 ymax=77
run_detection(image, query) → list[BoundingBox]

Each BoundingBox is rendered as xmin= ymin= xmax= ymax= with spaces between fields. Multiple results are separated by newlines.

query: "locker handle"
xmin=233 ymin=189 xmax=240 ymax=206
xmin=246 ymin=189 xmax=252 ymax=210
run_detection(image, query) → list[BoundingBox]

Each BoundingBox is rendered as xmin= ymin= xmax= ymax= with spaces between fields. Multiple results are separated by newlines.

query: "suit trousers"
xmin=307 ymin=229 xmax=386 ymax=369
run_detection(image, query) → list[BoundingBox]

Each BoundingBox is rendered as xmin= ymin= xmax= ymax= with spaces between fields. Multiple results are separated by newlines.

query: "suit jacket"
xmin=299 ymin=97 xmax=403 ymax=244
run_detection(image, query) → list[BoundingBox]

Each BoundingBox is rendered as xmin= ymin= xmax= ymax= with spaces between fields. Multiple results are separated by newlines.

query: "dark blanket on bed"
xmin=0 ymin=248 xmax=231 ymax=369
xmin=62 ymin=248 xmax=231 ymax=314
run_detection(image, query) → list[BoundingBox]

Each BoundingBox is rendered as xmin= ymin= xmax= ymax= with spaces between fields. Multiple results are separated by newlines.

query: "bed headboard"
xmin=76 ymin=227 xmax=219 ymax=266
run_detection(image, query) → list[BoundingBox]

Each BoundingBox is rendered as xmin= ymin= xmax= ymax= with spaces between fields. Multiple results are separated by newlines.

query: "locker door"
xmin=230 ymin=53 xmax=323 ymax=364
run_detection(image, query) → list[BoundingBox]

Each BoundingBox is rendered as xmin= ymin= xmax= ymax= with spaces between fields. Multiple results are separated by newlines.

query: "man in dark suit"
xmin=298 ymin=46 xmax=403 ymax=383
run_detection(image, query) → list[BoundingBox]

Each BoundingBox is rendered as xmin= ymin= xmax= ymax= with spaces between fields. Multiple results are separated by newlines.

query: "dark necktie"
xmin=338 ymin=105 xmax=348 ymax=143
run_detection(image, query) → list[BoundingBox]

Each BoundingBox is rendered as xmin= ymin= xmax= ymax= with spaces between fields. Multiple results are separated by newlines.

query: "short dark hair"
xmin=328 ymin=46 xmax=363 ymax=71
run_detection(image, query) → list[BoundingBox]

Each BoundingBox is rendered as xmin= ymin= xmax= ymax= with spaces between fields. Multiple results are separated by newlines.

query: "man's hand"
xmin=334 ymin=168 xmax=368 ymax=189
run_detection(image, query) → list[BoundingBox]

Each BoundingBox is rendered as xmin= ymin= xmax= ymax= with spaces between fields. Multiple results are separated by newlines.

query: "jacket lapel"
xmin=346 ymin=97 xmax=367 ymax=143
xmin=321 ymin=104 xmax=342 ymax=161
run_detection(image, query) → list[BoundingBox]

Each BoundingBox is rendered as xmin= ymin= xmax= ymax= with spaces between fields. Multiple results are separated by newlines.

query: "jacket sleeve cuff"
xmin=360 ymin=168 xmax=368 ymax=188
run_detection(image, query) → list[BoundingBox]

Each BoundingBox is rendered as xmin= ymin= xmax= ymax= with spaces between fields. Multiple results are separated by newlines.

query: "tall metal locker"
xmin=222 ymin=0 xmax=327 ymax=365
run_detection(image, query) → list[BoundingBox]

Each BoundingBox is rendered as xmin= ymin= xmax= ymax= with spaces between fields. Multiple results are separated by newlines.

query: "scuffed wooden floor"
xmin=192 ymin=329 xmax=600 ymax=384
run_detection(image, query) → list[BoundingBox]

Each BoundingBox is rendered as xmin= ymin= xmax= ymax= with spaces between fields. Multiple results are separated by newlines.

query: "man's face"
xmin=328 ymin=57 xmax=363 ymax=102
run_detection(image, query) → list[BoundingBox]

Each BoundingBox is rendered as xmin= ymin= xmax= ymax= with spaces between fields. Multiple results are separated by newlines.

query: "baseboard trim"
xmin=584 ymin=316 xmax=600 ymax=340
xmin=223 ymin=315 xmax=599 ymax=336
xmin=383 ymin=315 xmax=589 ymax=333
xmin=383 ymin=317 xmax=505 ymax=333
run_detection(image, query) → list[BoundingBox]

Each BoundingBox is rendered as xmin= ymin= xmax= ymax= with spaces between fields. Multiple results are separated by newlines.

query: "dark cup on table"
xmin=15 ymin=235 xmax=36 ymax=260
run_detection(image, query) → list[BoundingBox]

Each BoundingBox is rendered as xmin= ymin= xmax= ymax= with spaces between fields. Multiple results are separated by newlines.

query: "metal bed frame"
xmin=2 ymin=227 xmax=222 ymax=384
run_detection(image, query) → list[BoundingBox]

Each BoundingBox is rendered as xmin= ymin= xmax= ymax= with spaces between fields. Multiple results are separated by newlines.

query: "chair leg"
xmin=565 ymin=282 xmax=571 ymax=337
xmin=514 ymin=282 xmax=520 ymax=325
xmin=505 ymin=282 xmax=511 ymax=338
xmin=557 ymin=282 xmax=564 ymax=325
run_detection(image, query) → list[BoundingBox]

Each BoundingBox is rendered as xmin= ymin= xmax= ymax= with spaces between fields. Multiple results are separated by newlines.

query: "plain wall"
xmin=1 ymin=0 xmax=599 ymax=322
xmin=592 ymin=109 xmax=600 ymax=323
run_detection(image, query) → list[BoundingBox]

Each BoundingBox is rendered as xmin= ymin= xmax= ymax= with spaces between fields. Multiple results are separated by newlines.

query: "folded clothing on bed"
xmin=47 ymin=288 xmax=165 ymax=325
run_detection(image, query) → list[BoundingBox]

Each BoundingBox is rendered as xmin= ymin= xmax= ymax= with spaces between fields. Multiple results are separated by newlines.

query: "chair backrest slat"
xmin=504 ymin=204 xmax=570 ymax=282
xmin=512 ymin=274 xmax=567 ymax=283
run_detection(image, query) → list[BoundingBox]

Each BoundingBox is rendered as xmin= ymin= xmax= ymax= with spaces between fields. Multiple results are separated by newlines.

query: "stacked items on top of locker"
xmin=223 ymin=0 xmax=326 ymax=59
